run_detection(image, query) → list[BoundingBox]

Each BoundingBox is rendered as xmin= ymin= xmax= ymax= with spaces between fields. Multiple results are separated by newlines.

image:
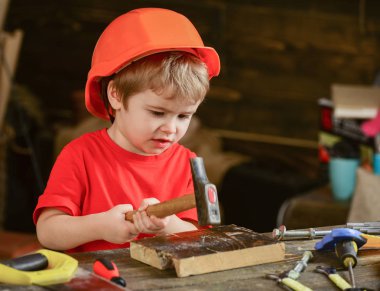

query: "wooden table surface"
xmin=2 ymin=231 xmax=380 ymax=290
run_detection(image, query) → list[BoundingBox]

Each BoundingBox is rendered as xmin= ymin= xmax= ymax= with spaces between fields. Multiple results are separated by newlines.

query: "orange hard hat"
xmin=85 ymin=7 xmax=221 ymax=120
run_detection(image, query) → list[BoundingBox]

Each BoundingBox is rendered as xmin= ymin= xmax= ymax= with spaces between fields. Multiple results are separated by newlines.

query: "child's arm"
xmin=36 ymin=204 xmax=139 ymax=251
xmin=133 ymin=198 xmax=198 ymax=235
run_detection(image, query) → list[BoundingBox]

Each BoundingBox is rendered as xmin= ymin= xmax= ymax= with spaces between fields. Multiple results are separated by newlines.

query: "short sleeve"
xmin=33 ymin=144 xmax=86 ymax=224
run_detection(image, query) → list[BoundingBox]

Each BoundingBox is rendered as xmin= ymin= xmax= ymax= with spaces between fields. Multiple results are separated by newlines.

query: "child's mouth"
xmin=152 ymin=139 xmax=171 ymax=148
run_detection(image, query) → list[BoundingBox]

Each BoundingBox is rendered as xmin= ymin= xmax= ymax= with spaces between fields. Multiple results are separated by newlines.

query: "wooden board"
xmin=0 ymin=29 xmax=23 ymax=129
xmin=0 ymin=0 xmax=9 ymax=30
xmin=130 ymin=224 xmax=285 ymax=277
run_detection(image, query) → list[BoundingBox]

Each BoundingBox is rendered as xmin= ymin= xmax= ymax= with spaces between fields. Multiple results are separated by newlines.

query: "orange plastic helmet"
xmin=85 ymin=7 xmax=221 ymax=120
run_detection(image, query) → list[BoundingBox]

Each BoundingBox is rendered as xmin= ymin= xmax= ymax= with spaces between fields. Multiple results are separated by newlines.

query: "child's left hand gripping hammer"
xmin=124 ymin=157 xmax=221 ymax=226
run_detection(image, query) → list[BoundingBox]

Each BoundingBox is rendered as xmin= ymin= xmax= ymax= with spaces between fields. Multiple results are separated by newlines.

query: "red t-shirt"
xmin=33 ymin=129 xmax=197 ymax=252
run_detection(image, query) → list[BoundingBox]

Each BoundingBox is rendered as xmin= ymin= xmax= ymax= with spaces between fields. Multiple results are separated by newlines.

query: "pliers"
xmin=266 ymin=273 xmax=313 ymax=291
xmin=314 ymin=265 xmax=351 ymax=290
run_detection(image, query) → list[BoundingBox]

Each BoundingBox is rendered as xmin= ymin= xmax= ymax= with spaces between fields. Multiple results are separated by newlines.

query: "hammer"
xmin=124 ymin=157 xmax=221 ymax=225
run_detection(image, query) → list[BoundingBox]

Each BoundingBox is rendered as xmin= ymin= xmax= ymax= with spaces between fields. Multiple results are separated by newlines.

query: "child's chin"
xmin=142 ymin=148 xmax=166 ymax=156
xmin=152 ymin=148 xmax=167 ymax=155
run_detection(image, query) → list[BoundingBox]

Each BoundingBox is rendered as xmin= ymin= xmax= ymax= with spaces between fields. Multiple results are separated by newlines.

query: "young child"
xmin=33 ymin=7 xmax=220 ymax=252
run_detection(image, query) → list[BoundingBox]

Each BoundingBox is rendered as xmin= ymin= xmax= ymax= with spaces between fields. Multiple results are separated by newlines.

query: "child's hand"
xmin=133 ymin=198 xmax=172 ymax=235
xmin=101 ymin=204 xmax=140 ymax=244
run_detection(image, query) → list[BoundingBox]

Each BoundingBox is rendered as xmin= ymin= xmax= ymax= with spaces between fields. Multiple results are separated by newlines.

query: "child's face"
xmin=108 ymin=89 xmax=201 ymax=155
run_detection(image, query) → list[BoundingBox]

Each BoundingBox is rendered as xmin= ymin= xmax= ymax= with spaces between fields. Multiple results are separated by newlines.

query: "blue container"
xmin=329 ymin=158 xmax=360 ymax=201
xmin=373 ymin=153 xmax=380 ymax=175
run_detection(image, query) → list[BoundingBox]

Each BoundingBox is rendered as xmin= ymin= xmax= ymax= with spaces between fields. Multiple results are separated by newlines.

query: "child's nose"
xmin=160 ymin=118 xmax=177 ymax=133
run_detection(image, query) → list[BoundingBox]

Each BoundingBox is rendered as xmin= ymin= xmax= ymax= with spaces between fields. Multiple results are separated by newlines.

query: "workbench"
xmin=2 ymin=229 xmax=380 ymax=290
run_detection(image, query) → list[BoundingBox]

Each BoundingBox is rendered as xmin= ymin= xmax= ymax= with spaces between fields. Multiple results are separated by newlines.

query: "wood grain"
xmin=130 ymin=225 xmax=285 ymax=277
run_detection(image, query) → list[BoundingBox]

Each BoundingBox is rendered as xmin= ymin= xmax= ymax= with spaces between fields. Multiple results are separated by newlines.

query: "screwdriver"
xmin=335 ymin=240 xmax=358 ymax=288
xmin=315 ymin=228 xmax=368 ymax=290
xmin=93 ymin=257 xmax=126 ymax=287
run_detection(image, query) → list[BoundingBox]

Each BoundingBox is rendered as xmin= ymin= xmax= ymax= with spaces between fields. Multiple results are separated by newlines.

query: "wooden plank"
xmin=214 ymin=129 xmax=318 ymax=149
xmin=130 ymin=225 xmax=285 ymax=277
xmin=197 ymin=95 xmax=320 ymax=140
xmin=0 ymin=29 xmax=23 ymax=129
xmin=225 ymin=4 xmax=367 ymax=53
xmin=0 ymin=0 xmax=9 ymax=30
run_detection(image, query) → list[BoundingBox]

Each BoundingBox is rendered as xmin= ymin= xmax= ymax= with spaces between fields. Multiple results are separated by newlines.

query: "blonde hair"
xmin=101 ymin=51 xmax=209 ymax=121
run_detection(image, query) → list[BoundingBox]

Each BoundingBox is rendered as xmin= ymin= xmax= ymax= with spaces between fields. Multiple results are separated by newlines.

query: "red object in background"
xmin=318 ymin=145 xmax=330 ymax=163
xmin=93 ymin=258 xmax=126 ymax=287
xmin=361 ymin=160 xmax=373 ymax=172
xmin=320 ymin=107 xmax=333 ymax=131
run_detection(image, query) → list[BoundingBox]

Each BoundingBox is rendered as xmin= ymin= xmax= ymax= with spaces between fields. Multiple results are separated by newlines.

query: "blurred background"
xmin=1 ymin=0 xmax=380 ymax=247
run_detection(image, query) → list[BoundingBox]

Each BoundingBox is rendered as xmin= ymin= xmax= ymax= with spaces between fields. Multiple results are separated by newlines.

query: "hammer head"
xmin=190 ymin=157 xmax=221 ymax=226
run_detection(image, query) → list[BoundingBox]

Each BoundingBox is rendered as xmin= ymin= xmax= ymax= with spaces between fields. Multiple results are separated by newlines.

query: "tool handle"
xmin=335 ymin=241 xmax=358 ymax=268
xmin=125 ymin=193 xmax=196 ymax=222
xmin=361 ymin=233 xmax=380 ymax=249
xmin=282 ymin=277 xmax=313 ymax=291
xmin=328 ymin=274 xmax=352 ymax=290
xmin=1 ymin=253 xmax=48 ymax=271
xmin=93 ymin=258 xmax=126 ymax=287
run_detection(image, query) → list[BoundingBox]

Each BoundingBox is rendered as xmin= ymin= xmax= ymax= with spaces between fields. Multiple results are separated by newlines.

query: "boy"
xmin=33 ymin=8 xmax=220 ymax=252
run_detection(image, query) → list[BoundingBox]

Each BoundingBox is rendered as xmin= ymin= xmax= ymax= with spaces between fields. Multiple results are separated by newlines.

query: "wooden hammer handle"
xmin=125 ymin=193 xmax=196 ymax=222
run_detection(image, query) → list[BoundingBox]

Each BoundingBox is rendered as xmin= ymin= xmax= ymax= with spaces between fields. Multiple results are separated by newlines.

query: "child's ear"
xmin=107 ymin=80 xmax=123 ymax=110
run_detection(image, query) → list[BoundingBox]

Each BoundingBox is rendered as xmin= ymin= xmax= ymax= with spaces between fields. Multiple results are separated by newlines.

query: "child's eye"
xmin=150 ymin=110 xmax=164 ymax=117
xmin=178 ymin=114 xmax=191 ymax=119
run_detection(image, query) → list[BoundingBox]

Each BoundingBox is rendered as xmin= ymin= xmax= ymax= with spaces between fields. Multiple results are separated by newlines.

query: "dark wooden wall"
xmin=4 ymin=0 xmax=380 ymax=233
xmin=5 ymin=0 xmax=380 ymax=142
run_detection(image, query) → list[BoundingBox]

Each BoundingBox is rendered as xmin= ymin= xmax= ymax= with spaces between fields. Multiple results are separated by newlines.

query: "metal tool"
xmin=273 ymin=223 xmax=380 ymax=241
xmin=346 ymin=222 xmax=380 ymax=235
xmin=315 ymin=265 xmax=375 ymax=291
xmin=287 ymin=251 xmax=314 ymax=280
xmin=266 ymin=274 xmax=312 ymax=291
xmin=315 ymin=228 xmax=367 ymax=289
xmin=337 ymin=241 xmax=358 ymax=288
xmin=265 ymin=251 xmax=313 ymax=290
xmin=314 ymin=265 xmax=352 ymax=290
xmin=347 ymin=222 xmax=380 ymax=228
xmin=273 ymin=225 xmax=331 ymax=240
xmin=125 ymin=157 xmax=221 ymax=225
